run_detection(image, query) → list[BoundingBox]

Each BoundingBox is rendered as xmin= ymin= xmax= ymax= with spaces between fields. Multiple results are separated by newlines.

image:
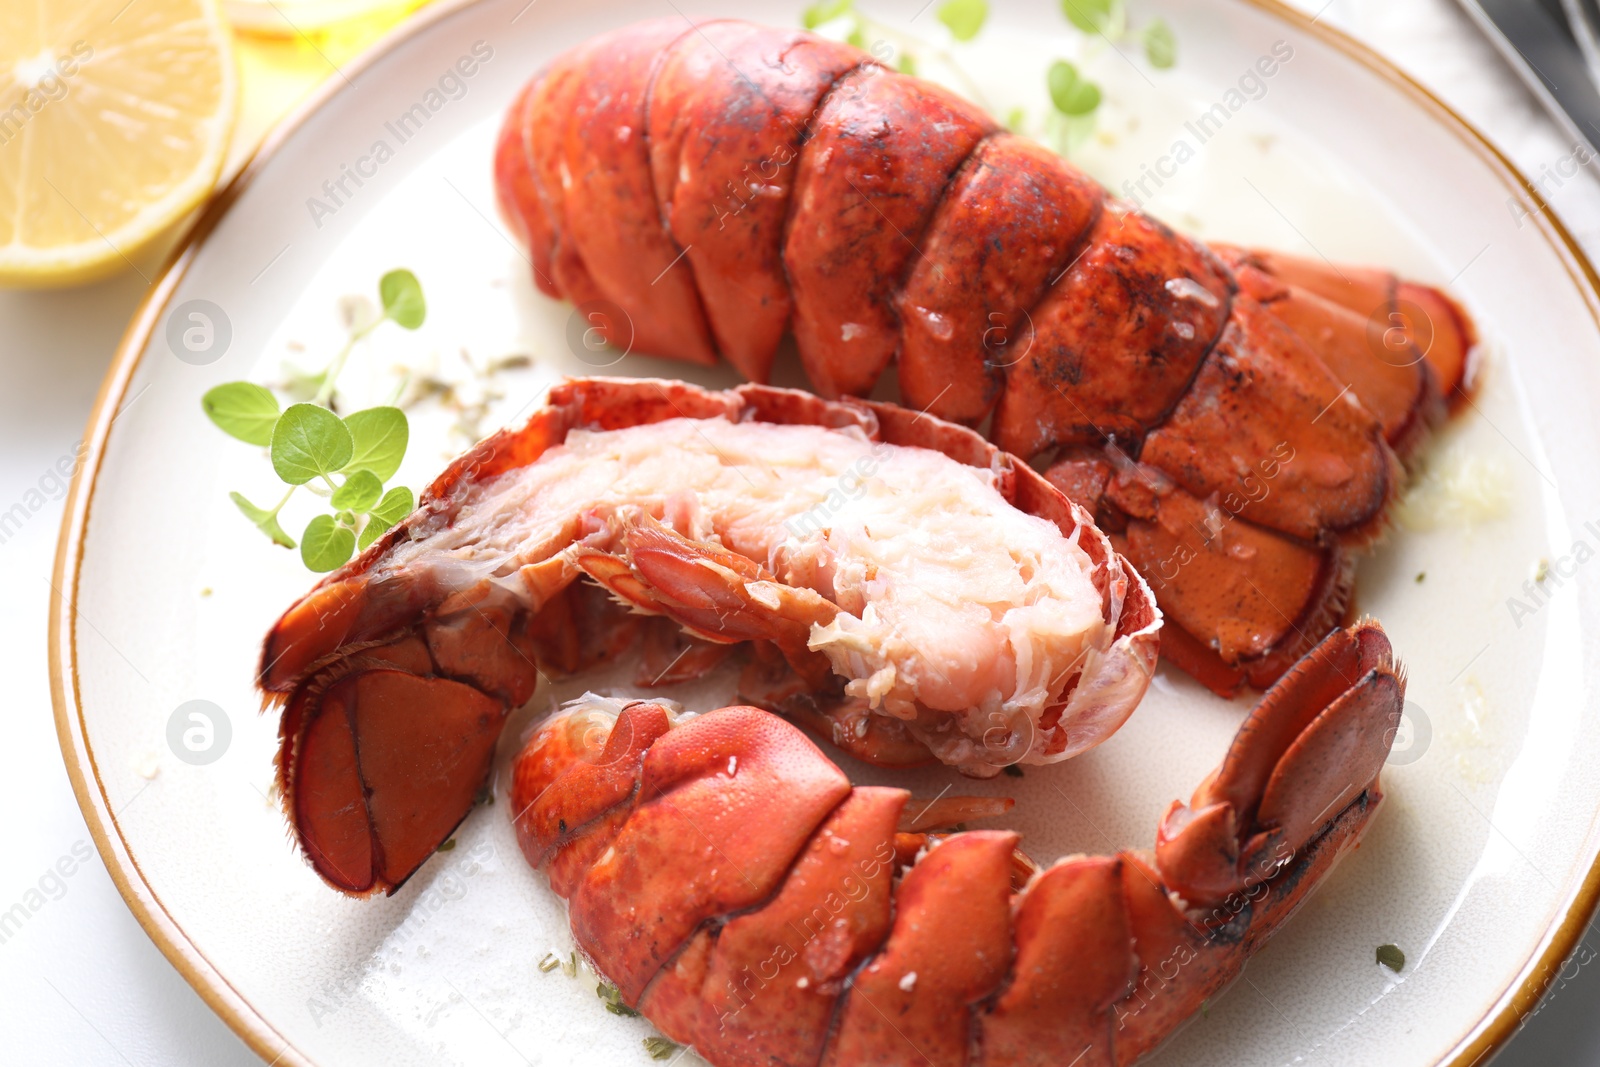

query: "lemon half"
xmin=0 ymin=0 xmax=238 ymax=286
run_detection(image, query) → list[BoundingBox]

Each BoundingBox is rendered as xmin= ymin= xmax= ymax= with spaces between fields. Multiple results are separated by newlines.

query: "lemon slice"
xmin=0 ymin=0 xmax=238 ymax=286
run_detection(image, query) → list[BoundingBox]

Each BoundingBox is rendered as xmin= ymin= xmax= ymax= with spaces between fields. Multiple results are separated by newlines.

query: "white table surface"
xmin=5 ymin=0 xmax=1600 ymax=1062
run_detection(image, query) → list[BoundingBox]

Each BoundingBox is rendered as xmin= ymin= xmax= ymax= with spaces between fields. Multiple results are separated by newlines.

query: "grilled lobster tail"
xmin=513 ymin=622 xmax=1403 ymax=1067
xmin=493 ymin=19 xmax=1477 ymax=694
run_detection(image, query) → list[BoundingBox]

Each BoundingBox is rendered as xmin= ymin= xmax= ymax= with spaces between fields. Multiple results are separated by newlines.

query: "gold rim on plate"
xmin=46 ymin=1 xmax=1600 ymax=1064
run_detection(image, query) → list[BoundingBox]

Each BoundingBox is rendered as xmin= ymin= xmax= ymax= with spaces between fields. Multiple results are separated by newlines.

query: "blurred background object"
xmin=0 ymin=0 xmax=431 ymax=289
xmin=225 ymin=0 xmax=428 ymax=36
xmin=1456 ymin=0 xmax=1600 ymax=162
xmin=1564 ymin=0 xmax=1600 ymax=86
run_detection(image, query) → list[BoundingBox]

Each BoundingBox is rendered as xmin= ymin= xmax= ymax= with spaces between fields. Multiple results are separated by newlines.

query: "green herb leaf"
xmin=271 ymin=403 xmax=354 ymax=486
xmin=229 ymin=491 xmax=295 ymax=548
xmin=802 ymin=0 xmax=854 ymax=29
xmin=937 ymin=0 xmax=988 ymax=41
xmin=1376 ymin=943 xmax=1406 ymax=972
xmin=331 ymin=469 xmax=383 ymax=512
xmin=301 ymin=514 xmax=356 ymax=572
xmin=1048 ymin=59 xmax=1102 ymax=116
xmin=379 ymin=269 xmax=426 ymax=330
xmin=343 ymin=406 xmax=409 ymax=481
xmin=1143 ymin=17 xmax=1176 ymax=69
xmin=643 ymin=1036 xmax=681 ymax=1060
xmin=1062 ymin=0 xmax=1114 ymax=33
xmin=846 ymin=22 xmax=868 ymax=49
xmin=1005 ymin=106 xmax=1026 ymax=131
xmin=437 ymin=837 xmax=457 ymax=852
xmin=898 ymin=51 xmax=918 ymax=75
xmin=538 ymin=953 xmax=562 ymax=974
xmin=203 ymin=383 xmax=281 ymax=446
xmin=358 ymin=486 xmax=415 ymax=550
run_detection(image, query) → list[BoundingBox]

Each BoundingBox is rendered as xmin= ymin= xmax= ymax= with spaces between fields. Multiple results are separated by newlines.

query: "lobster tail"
xmin=260 ymin=378 xmax=1161 ymax=892
xmin=495 ymin=19 xmax=1476 ymax=693
xmin=512 ymin=622 xmax=1403 ymax=1067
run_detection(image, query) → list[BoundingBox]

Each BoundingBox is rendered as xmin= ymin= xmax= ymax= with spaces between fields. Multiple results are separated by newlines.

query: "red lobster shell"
xmin=493 ymin=18 xmax=1477 ymax=694
xmin=514 ymin=622 xmax=1403 ymax=1067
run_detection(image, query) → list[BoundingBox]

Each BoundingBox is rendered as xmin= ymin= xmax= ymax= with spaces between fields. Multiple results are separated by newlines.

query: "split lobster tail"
xmin=257 ymin=377 xmax=1160 ymax=895
xmin=510 ymin=621 xmax=1403 ymax=1067
xmin=494 ymin=18 xmax=1478 ymax=695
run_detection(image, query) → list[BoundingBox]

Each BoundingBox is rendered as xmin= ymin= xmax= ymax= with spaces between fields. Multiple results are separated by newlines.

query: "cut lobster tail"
xmin=258 ymin=377 xmax=1160 ymax=894
xmin=512 ymin=622 xmax=1404 ymax=1067
xmin=494 ymin=19 xmax=1478 ymax=693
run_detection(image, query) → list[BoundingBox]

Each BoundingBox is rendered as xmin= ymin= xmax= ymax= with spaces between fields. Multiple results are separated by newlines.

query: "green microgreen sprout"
xmin=799 ymin=0 xmax=1175 ymax=160
xmin=1062 ymin=0 xmax=1121 ymax=37
xmin=1143 ymin=17 xmax=1176 ymax=69
xmin=800 ymin=0 xmax=994 ymax=111
xmin=936 ymin=0 xmax=988 ymax=42
xmin=1046 ymin=0 xmax=1177 ymax=150
xmin=202 ymin=269 xmax=424 ymax=572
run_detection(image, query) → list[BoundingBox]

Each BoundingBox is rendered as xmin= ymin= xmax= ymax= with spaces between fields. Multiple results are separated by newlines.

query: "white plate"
xmin=49 ymin=1 xmax=1600 ymax=1065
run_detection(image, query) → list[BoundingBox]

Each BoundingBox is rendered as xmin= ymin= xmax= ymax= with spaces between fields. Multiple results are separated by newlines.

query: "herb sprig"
xmin=801 ymin=0 xmax=1176 ymax=157
xmin=202 ymin=269 xmax=424 ymax=572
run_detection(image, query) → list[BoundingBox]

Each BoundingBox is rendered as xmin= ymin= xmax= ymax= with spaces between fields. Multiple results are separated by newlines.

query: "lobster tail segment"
xmin=567 ymin=706 xmax=854 ymax=1004
xmin=1154 ymin=620 xmax=1400 ymax=907
xmin=1218 ymin=246 xmax=1478 ymax=411
xmin=644 ymin=786 xmax=909 ymax=1067
xmin=826 ymin=830 xmax=1020 ymax=1067
xmin=511 ymin=623 xmax=1402 ymax=1067
xmin=266 ymin=576 xmax=548 ymax=896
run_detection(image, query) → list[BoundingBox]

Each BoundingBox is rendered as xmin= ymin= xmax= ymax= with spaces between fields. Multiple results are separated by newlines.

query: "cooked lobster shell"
xmin=258 ymin=377 xmax=1158 ymax=894
xmin=493 ymin=19 xmax=1477 ymax=693
xmin=514 ymin=622 xmax=1404 ymax=1067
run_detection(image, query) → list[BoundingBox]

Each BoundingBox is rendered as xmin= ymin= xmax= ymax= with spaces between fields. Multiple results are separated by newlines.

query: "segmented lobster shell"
xmin=493 ymin=19 xmax=1478 ymax=694
xmin=514 ymin=622 xmax=1405 ymax=1067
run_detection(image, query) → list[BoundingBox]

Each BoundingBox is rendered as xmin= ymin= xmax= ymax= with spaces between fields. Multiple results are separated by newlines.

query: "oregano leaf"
xmin=379 ymin=269 xmax=426 ymax=330
xmin=802 ymin=0 xmax=854 ymax=29
xmin=301 ymin=514 xmax=356 ymax=572
xmin=331 ymin=470 xmax=383 ymax=512
xmin=937 ymin=0 xmax=988 ymax=41
xmin=203 ymin=383 xmax=280 ymax=446
xmin=1144 ymin=18 xmax=1177 ymax=69
xmin=1062 ymin=0 xmax=1114 ymax=33
xmin=1048 ymin=60 xmax=1102 ymax=116
xmin=271 ymin=404 xmax=354 ymax=486
xmin=343 ymin=406 xmax=409 ymax=481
